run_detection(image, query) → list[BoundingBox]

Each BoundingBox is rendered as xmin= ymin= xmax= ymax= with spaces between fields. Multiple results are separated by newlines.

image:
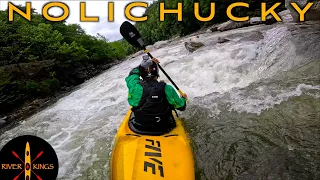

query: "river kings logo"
xmin=0 ymin=135 xmax=59 ymax=180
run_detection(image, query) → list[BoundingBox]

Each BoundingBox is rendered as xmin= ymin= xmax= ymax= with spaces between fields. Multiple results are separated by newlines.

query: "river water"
xmin=0 ymin=22 xmax=319 ymax=180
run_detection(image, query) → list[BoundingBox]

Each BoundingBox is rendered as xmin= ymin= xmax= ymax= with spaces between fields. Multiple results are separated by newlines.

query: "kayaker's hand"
xmin=181 ymin=93 xmax=188 ymax=99
xmin=152 ymin=58 xmax=160 ymax=64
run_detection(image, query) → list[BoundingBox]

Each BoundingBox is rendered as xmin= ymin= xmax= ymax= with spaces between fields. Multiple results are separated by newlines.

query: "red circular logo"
xmin=0 ymin=135 xmax=59 ymax=180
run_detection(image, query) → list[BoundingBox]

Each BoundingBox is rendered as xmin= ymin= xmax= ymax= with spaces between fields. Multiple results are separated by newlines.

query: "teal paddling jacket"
xmin=125 ymin=67 xmax=186 ymax=110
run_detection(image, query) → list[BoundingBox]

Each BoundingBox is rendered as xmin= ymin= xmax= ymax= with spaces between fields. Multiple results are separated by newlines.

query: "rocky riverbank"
xmin=0 ymin=60 xmax=121 ymax=130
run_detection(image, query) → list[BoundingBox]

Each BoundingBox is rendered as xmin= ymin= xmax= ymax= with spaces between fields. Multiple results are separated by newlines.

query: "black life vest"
xmin=131 ymin=79 xmax=173 ymax=127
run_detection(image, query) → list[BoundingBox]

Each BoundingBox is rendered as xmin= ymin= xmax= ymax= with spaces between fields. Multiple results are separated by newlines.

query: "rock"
xmin=286 ymin=0 xmax=320 ymax=22
xmin=0 ymin=116 xmax=8 ymax=121
xmin=278 ymin=10 xmax=294 ymax=23
xmin=217 ymin=37 xmax=230 ymax=43
xmin=212 ymin=16 xmax=278 ymax=32
xmin=251 ymin=14 xmax=282 ymax=26
xmin=184 ymin=41 xmax=204 ymax=53
xmin=217 ymin=20 xmax=250 ymax=32
xmin=210 ymin=25 xmax=218 ymax=32
xmin=250 ymin=17 xmax=263 ymax=25
xmin=239 ymin=31 xmax=264 ymax=42
xmin=153 ymin=40 xmax=169 ymax=49
xmin=0 ymin=120 xmax=6 ymax=128
xmin=206 ymin=25 xmax=218 ymax=33
xmin=249 ymin=14 xmax=283 ymax=26
xmin=0 ymin=116 xmax=8 ymax=128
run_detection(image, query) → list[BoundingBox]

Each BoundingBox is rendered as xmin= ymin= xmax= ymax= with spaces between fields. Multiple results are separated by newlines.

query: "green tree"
xmin=56 ymin=42 xmax=88 ymax=63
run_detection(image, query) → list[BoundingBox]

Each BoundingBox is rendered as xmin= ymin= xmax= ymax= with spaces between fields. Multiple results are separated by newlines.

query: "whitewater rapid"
xmin=1 ymin=22 xmax=319 ymax=179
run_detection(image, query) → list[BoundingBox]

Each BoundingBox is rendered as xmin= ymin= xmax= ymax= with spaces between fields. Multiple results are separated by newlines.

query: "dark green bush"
xmin=25 ymin=81 xmax=39 ymax=97
xmin=39 ymin=78 xmax=60 ymax=96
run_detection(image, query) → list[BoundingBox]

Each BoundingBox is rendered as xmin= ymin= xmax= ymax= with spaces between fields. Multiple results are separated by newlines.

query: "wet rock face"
xmin=278 ymin=10 xmax=294 ymax=23
xmin=0 ymin=120 xmax=6 ymax=128
xmin=239 ymin=31 xmax=264 ymax=42
xmin=184 ymin=41 xmax=205 ymax=53
xmin=153 ymin=40 xmax=170 ymax=49
xmin=286 ymin=0 xmax=320 ymax=22
xmin=217 ymin=37 xmax=230 ymax=44
xmin=217 ymin=16 xmax=277 ymax=32
xmin=206 ymin=25 xmax=219 ymax=33
xmin=217 ymin=20 xmax=250 ymax=32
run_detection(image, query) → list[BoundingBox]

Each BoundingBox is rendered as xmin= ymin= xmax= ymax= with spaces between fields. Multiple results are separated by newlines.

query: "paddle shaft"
xmin=143 ymin=48 xmax=185 ymax=96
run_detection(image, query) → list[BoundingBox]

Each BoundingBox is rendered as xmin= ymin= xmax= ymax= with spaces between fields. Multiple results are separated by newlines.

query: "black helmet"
xmin=139 ymin=55 xmax=159 ymax=78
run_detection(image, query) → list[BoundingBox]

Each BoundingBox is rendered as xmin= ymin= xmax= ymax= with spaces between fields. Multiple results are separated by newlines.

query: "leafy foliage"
xmin=0 ymin=5 xmax=132 ymax=67
xmin=0 ymin=5 xmax=132 ymax=116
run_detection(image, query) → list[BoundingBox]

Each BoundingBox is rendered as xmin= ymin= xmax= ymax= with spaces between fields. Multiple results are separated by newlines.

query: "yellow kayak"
xmin=110 ymin=110 xmax=195 ymax=180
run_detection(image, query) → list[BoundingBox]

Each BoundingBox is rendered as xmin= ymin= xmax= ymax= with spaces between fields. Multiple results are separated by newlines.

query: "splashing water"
xmin=1 ymin=22 xmax=319 ymax=179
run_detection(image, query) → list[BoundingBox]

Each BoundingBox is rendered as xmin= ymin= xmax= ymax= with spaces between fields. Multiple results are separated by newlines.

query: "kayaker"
xmin=125 ymin=54 xmax=187 ymax=134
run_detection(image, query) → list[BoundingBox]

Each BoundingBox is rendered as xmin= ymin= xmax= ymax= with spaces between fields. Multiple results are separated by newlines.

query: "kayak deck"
xmin=110 ymin=110 xmax=194 ymax=180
